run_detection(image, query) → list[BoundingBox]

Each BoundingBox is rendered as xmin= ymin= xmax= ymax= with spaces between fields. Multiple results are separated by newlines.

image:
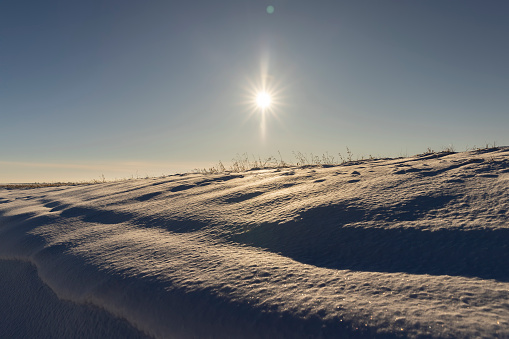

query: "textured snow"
xmin=1 ymin=148 xmax=509 ymax=338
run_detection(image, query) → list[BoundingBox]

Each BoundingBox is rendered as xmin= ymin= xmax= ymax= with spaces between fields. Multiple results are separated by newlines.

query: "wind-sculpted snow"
xmin=1 ymin=148 xmax=509 ymax=338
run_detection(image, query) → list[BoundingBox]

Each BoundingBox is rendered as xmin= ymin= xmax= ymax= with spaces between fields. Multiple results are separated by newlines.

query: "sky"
xmin=1 ymin=0 xmax=509 ymax=183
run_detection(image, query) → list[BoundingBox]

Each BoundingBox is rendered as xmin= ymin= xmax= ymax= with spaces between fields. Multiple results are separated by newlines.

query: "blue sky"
xmin=2 ymin=0 xmax=508 ymax=182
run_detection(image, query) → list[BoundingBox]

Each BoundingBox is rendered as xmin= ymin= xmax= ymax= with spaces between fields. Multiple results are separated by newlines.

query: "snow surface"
xmin=1 ymin=148 xmax=509 ymax=338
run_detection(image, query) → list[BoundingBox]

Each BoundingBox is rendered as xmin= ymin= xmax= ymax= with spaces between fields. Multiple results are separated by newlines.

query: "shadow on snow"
xmin=233 ymin=198 xmax=509 ymax=282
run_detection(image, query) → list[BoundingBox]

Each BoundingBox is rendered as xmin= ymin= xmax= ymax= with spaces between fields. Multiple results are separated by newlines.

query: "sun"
xmin=256 ymin=92 xmax=271 ymax=109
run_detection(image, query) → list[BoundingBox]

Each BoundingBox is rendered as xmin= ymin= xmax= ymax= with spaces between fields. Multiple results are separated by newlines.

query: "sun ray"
xmin=238 ymin=53 xmax=292 ymax=140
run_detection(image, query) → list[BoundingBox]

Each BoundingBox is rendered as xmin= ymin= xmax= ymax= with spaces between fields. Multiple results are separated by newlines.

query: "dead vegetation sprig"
xmin=468 ymin=142 xmax=500 ymax=154
xmin=195 ymin=143 xmax=507 ymax=175
xmin=194 ymin=147 xmax=381 ymax=174
xmin=416 ymin=145 xmax=457 ymax=157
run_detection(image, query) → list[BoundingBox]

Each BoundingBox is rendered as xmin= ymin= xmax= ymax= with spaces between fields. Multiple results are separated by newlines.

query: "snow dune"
xmin=1 ymin=148 xmax=509 ymax=338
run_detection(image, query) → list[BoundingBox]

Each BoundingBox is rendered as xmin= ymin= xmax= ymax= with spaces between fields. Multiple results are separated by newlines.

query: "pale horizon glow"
xmin=0 ymin=160 xmax=217 ymax=184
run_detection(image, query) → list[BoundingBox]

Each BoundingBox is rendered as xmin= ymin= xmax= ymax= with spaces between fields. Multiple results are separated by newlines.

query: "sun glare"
xmin=256 ymin=92 xmax=271 ymax=109
xmin=242 ymin=62 xmax=287 ymax=139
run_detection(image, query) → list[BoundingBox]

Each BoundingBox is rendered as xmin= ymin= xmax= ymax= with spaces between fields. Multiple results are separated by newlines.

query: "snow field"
xmin=1 ymin=147 xmax=509 ymax=338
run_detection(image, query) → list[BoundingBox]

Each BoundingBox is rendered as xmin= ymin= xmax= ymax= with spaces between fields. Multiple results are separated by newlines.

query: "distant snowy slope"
xmin=1 ymin=148 xmax=509 ymax=338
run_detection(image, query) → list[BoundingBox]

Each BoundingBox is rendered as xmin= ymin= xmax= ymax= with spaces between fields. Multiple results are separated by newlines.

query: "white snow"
xmin=1 ymin=148 xmax=509 ymax=338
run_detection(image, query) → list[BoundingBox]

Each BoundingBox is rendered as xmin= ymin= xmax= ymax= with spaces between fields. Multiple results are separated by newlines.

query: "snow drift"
xmin=1 ymin=148 xmax=509 ymax=338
